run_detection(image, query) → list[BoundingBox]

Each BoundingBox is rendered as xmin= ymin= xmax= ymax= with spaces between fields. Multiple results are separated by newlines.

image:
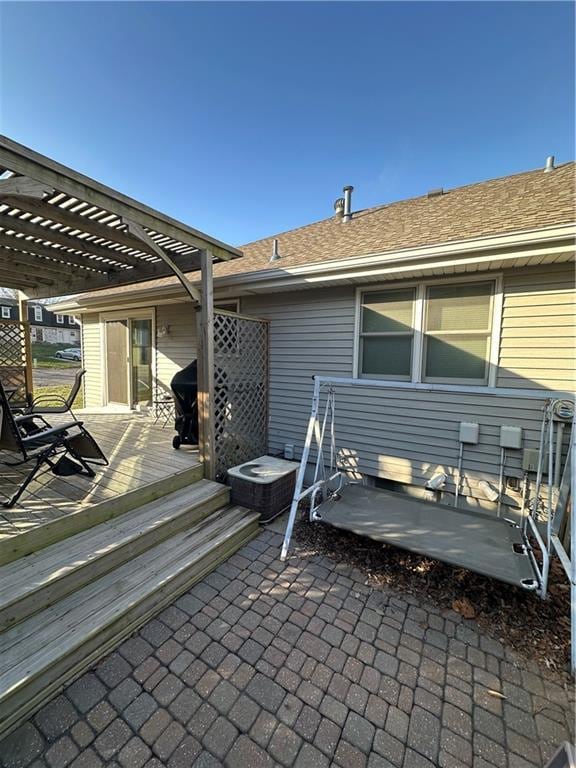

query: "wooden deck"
xmin=0 ymin=413 xmax=200 ymax=541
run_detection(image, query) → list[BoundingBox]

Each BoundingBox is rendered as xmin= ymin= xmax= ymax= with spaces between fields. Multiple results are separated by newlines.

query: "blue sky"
xmin=1 ymin=2 xmax=574 ymax=246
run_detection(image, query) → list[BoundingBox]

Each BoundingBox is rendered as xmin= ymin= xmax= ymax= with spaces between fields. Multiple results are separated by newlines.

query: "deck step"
xmin=0 ymin=505 xmax=259 ymax=739
xmin=0 ymin=462 xmax=204 ymax=566
xmin=0 ymin=479 xmax=229 ymax=631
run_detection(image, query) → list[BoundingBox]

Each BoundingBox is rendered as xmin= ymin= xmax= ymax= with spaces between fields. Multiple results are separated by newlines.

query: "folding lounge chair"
xmin=0 ymin=380 xmax=108 ymax=508
xmin=21 ymin=369 xmax=85 ymax=419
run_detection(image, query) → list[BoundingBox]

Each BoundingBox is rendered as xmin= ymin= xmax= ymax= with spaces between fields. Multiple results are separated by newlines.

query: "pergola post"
xmin=196 ymin=250 xmax=216 ymax=480
xmin=17 ymin=290 xmax=33 ymax=404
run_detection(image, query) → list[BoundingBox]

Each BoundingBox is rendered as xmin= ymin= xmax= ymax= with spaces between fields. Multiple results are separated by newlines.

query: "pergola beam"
xmin=0 ymin=267 xmax=53 ymax=287
xmin=0 ymin=219 xmax=199 ymax=284
xmin=0 ymin=176 xmax=53 ymax=199
xmin=0 ymin=195 xmax=160 ymax=258
xmin=125 ymin=219 xmax=202 ymax=303
xmin=0 ymin=247 xmax=88 ymax=279
xmin=21 ymin=259 xmax=199 ymax=299
xmin=0 ymin=136 xmax=241 ymax=263
xmin=0 ymin=233 xmax=115 ymax=273
xmin=0 ymin=213 xmax=153 ymax=270
xmin=0 ymin=200 xmax=210 ymax=275
xmin=1 ymin=279 xmax=32 ymax=290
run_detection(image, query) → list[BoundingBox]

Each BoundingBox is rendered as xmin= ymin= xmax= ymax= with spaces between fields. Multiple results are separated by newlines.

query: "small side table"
xmin=153 ymin=398 xmax=175 ymax=427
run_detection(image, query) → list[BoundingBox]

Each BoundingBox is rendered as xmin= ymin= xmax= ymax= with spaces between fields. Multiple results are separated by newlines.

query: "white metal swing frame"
xmin=280 ymin=375 xmax=576 ymax=675
xmin=281 ymin=379 xmax=343 ymax=564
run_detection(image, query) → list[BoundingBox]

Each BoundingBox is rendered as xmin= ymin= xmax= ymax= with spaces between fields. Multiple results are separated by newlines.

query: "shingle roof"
xmin=69 ymin=162 xmax=576 ymax=299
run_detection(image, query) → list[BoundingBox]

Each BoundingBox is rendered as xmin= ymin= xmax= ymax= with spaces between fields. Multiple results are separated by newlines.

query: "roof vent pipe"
xmin=270 ymin=238 xmax=281 ymax=262
xmin=342 ymin=185 xmax=354 ymax=223
xmin=544 ymin=155 xmax=555 ymax=173
xmin=334 ymin=197 xmax=345 ymax=220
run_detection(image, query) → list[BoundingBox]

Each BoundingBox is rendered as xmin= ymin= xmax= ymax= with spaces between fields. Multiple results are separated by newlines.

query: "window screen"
xmin=423 ymin=282 xmax=493 ymax=383
xmin=360 ymin=289 xmax=415 ymax=379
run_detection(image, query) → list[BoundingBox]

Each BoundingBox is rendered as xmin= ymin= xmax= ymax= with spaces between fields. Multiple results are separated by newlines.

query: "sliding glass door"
xmin=105 ymin=319 xmax=129 ymax=405
xmin=130 ymin=318 xmax=152 ymax=407
xmin=104 ymin=312 xmax=153 ymax=408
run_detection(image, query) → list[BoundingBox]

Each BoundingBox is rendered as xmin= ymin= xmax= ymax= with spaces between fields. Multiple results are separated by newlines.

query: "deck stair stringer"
xmin=0 ymin=479 xmax=229 ymax=631
xmin=0 ymin=505 xmax=259 ymax=740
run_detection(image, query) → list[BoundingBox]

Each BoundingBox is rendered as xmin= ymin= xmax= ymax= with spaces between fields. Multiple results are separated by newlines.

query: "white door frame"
xmin=100 ymin=308 xmax=156 ymax=409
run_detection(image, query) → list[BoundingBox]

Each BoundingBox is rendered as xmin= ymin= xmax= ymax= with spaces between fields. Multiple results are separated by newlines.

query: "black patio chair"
xmin=0 ymin=379 xmax=108 ymax=508
xmin=22 ymin=368 xmax=86 ymax=419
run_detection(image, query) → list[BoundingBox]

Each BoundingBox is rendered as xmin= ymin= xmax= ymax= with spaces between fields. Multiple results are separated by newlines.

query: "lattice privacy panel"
xmin=0 ymin=321 xmax=30 ymax=405
xmin=213 ymin=311 xmax=268 ymax=480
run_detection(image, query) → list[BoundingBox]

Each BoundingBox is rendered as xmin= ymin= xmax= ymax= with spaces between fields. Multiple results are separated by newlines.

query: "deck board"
xmin=0 ymin=413 xmax=200 ymax=540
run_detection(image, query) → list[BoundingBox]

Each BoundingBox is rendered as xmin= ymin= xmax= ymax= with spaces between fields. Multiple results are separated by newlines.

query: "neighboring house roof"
xmin=0 ymin=297 xmax=79 ymax=327
xmin=57 ymin=161 xmax=576 ymax=303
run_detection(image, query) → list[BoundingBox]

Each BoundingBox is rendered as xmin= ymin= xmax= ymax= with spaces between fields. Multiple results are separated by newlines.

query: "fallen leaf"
xmin=452 ymin=598 xmax=476 ymax=619
xmin=487 ymin=689 xmax=507 ymax=699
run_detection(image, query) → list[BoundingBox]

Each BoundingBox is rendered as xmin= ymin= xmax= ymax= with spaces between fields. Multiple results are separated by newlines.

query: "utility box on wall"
xmin=500 ymin=426 xmax=523 ymax=450
xmin=459 ymin=422 xmax=479 ymax=444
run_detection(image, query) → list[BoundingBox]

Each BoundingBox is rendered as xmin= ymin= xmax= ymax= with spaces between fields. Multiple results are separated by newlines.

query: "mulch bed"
xmin=293 ymin=514 xmax=571 ymax=673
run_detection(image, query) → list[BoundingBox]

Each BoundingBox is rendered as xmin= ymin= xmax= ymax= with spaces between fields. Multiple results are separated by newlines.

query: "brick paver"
xmin=0 ymin=529 xmax=573 ymax=767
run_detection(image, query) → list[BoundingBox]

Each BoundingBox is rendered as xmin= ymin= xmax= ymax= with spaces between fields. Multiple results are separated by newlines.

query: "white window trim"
xmin=215 ymin=298 xmax=240 ymax=313
xmin=34 ymin=306 xmax=43 ymax=322
xmin=354 ymin=273 xmax=503 ymax=389
xmin=56 ymin=314 xmax=64 ymax=324
xmin=1 ymin=306 xmax=10 ymax=319
xmin=356 ymin=287 xmax=416 ymax=382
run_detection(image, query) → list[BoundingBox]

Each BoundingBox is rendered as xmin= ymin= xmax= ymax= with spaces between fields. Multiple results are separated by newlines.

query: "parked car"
xmin=55 ymin=347 xmax=82 ymax=362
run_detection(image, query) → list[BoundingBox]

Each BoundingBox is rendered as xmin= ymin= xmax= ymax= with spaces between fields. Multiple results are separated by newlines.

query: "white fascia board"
xmin=215 ymin=226 xmax=575 ymax=292
xmin=51 ymin=289 xmax=185 ymax=314
xmin=214 ymin=224 xmax=575 ymax=288
xmin=53 ymin=223 xmax=575 ymax=310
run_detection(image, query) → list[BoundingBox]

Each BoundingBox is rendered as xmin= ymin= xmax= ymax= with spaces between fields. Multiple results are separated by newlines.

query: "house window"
xmin=215 ymin=300 xmax=240 ymax=313
xmin=358 ymin=279 xmax=496 ymax=385
xmin=68 ymin=315 xmax=77 ymax=324
xmin=1 ymin=307 xmax=10 ymax=319
xmin=423 ymin=282 xmax=493 ymax=384
xmin=56 ymin=314 xmax=64 ymax=324
xmin=34 ymin=306 xmax=43 ymax=322
xmin=359 ymin=289 xmax=415 ymax=379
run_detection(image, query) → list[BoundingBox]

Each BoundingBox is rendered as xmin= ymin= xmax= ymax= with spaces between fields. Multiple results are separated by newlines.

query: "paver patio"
xmin=0 ymin=528 xmax=573 ymax=768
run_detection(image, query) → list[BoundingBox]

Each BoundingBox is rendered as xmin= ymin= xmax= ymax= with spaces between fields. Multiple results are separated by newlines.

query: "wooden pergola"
xmin=0 ymin=135 xmax=243 ymax=478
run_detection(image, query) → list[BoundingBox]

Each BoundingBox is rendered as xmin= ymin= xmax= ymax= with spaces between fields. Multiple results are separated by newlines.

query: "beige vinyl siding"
xmin=243 ymin=268 xmax=573 ymax=512
xmin=155 ymin=303 xmax=197 ymax=399
xmin=79 ymin=304 xmax=197 ymax=407
xmin=80 ymin=313 xmax=103 ymax=407
xmin=498 ymin=264 xmax=575 ymax=390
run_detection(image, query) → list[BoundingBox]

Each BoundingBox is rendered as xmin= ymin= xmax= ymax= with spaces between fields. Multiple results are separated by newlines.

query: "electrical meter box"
xmin=459 ymin=422 xmax=479 ymax=444
xmin=522 ymin=448 xmax=541 ymax=473
xmin=500 ymin=426 xmax=523 ymax=450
